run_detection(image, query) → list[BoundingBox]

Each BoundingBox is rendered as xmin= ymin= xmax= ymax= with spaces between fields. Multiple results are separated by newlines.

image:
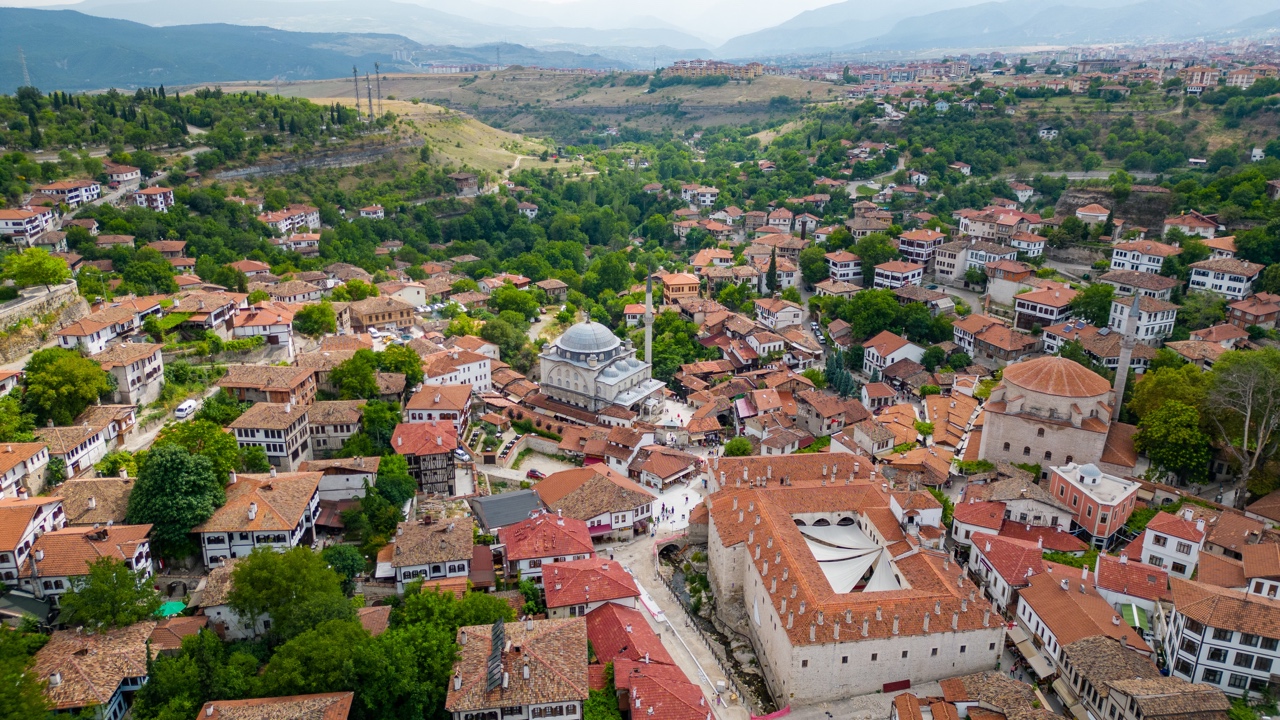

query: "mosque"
xmin=537 ymin=320 xmax=666 ymax=417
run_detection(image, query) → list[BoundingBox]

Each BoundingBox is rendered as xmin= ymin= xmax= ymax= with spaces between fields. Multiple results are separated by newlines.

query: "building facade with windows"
xmin=227 ymin=403 xmax=313 ymax=472
xmin=1142 ymin=510 xmax=1205 ymax=579
xmin=1166 ymin=577 xmax=1280 ymax=697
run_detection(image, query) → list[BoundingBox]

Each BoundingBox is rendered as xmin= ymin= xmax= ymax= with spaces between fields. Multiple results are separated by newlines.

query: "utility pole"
xmin=365 ymin=73 xmax=374 ymax=120
xmin=17 ymin=47 xmax=30 ymax=87
xmin=375 ymin=62 xmax=382 ymax=116
xmin=352 ymin=66 xmax=362 ymax=120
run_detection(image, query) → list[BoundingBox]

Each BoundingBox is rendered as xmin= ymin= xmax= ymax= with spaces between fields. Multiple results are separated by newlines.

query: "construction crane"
xmin=18 ymin=47 xmax=30 ymax=87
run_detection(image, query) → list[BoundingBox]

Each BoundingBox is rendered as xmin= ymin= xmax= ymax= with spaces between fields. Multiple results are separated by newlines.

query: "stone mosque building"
xmin=538 ymin=321 xmax=666 ymax=417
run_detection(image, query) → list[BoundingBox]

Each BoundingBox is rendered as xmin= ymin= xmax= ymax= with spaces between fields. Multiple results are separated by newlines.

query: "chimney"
xmin=88 ymin=497 xmax=96 ymax=509
xmin=1197 ymin=518 xmax=1206 ymax=532
xmin=522 ymin=662 xmax=530 ymax=680
xmin=1061 ymin=578 xmax=1070 ymax=591
xmin=269 ymin=467 xmax=276 ymax=478
xmin=862 ymin=617 xmax=869 ymax=637
xmin=876 ymin=606 xmax=882 ymax=621
xmin=952 ymin=612 xmax=959 ymax=630
xmin=1111 ymin=615 xmax=1121 ymax=626
xmin=248 ymin=502 xmax=257 ymax=520
xmin=985 ymin=541 xmax=991 ymax=553
xmin=453 ymin=674 xmax=461 ymax=691
xmin=1120 ymin=553 xmax=1128 ymax=565
xmin=961 ymin=598 xmax=968 ymax=612
xmin=206 ymin=705 xmax=214 ymax=717
xmin=1081 ymin=565 xmax=1088 ymax=580
xmin=229 ymin=471 xmax=237 ymax=484
xmin=892 ymin=615 xmax=899 ymax=635
xmin=49 ymin=672 xmax=62 ymax=688
xmin=810 ymin=624 xmax=816 ymax=642
xmin=923 ymin=613 xmax=930 ymax=632
xmin=983 ymin=609 xmax=991 ymax=627
xmin=1183 ymin=508 xmax=1193 ymax=521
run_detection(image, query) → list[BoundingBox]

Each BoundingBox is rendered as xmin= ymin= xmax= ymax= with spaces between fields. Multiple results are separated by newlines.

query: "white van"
xmin=174 ymin=400 xmax=198 ymax=419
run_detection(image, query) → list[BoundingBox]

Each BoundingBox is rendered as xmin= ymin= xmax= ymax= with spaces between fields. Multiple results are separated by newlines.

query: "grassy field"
xmin=217 ymin=69 xmax=836 ymax=137
xmin=299 ymin=97 xmax=564 ymax=175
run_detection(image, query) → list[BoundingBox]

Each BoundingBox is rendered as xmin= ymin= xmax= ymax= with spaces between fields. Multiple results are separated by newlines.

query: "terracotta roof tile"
xmin=199 ymin=692 xmax=355 ymax=719
xmin=497 ymin=512 xmax=594 ymax=562
xmin=446 ymin=619 xmax=588 ymax=711
xmin=386 ymin=519 xmax=474 ymax=568
xmin=1001 ymin=356 xmax=1111 ymax=398
xmin=192 ymin=472 xmax=320 ymax=533
xmin=26 ymin=524 xmax=151 ymax=577
xmin=544 ymin=558 xmax=640 ymax=608
xmin=34 ymin=622 xmax=155 ymax=710
xmin=1169 ymin=577 xmax=1280 ymax=639
xmin=534 ymin=466 xmax=656 ymax=522
xmin=1095 ymin=554 xmax=1172 ymax=603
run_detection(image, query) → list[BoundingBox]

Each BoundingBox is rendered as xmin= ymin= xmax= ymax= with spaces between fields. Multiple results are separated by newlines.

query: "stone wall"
xmin=0 ymin=282 xmax=90 ymax=363
xmin=1046 ymin=245 xmax=1108 ymax=266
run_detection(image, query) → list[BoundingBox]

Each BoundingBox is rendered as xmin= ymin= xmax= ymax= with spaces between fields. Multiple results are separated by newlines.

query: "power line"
xmin=375 ymin=62 xmax=382 ymax=116
xmin=353 ymin=66 xmax=362 ymax=120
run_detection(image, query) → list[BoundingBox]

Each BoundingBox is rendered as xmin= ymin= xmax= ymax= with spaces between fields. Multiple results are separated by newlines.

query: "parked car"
xmin=526 ymin=469 xmax=546 ymax=479
xmin=454 ymin=448 xmax=471 ymax=462
xmin=367 ymin=328 xmax=382 ymax=338
xmin=175 ymin=399 xmax=199 ymax=419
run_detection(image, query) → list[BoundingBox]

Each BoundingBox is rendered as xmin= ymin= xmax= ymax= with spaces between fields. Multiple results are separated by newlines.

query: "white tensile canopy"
xmin=798 ymin=523 xmax=901 ymax=594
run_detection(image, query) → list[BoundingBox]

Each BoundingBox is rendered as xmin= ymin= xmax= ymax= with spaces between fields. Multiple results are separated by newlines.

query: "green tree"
xmin=767 ymin=249 xmax=779 ymax=294
xmin=377 ymin=345 xmax=425 ymax=387
xmin=488 ymin=284 xmax=540 ymax=319
xmin=798 ymin=245 xmax=829 ymax=286
xmin=194 ymin=389 xmax=247 ymax=426
xmin=724 ymin=437 xmax=752 ymax=456
xmin=321 ymin=544 xmax=366 ymax=594
xmin=95 ymin=449 xmax=138 ymax=479
xmin=853 ymin=233 xmax=899 ymax=284
xmin=0 ymin=395 xmax=35 ymax=442
xmin=246 ymin=288 xmax=270 ymax=304
xmin=2 ymin=247 xmax=70 ymax=289
xmin=22 ymin=347 xmax=112 ymax=425
xmin=1135 ymin=400 xmax=1212 ymax=484
xmin=1069 ymin=283 xmax=1115 ymax=328
xmin=480 ymin=318 xmax=527 ymax=362
xmin=293 ymin=302 xmax=337 ymax=336
xmin=585 ymin=663 xmax=623 ymax=720
xmin=1178 ymin=292 xmax=1226 ymax=330
xmin=153 ymin=419 xmax=242 ymax=480
xmin=238 ymin=445 xmax=271 ymax=473
xmin=228 ymin=546 xmax=349 ymax=643
xmin=1128 ymin=363 xmax=1209 ymax=419
xmin=921 ymin=345 xmax=946 ymax=371
xmin=58 ymin=557 xmax=161 ymax=629
xmin=330 ymin=350 xmax=380 ymax=400
xmin=132 ymin=630 xmax=258 ymax=720
xmin=801 ymin=368 xmax=827 ymax=389
xmin=1205 ymin=349 xmax=1280 ymax=487
xmin=0 ymin=624 xmax=51 ymax=720
xmin=374 ymin=454 xmax=417 ymax=507
xmin=125 ymin=444 xmax=224 ymax=557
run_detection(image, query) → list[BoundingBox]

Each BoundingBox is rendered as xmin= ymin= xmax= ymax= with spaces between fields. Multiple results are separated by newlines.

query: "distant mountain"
xmin=853 ymin=0 xmax=1278 ymax=52
xmin=50 ymin=0 xmax=712 ymax=51
xmin=716 ymin=0 xmax=1280 ymax=56
xmin=1213 ymin=8 xmax=1280 ymax=38
xmin=0 ymin=8 xmax=629 ymax=92
xmin=715 ymin=0 xmax=991 ymax=59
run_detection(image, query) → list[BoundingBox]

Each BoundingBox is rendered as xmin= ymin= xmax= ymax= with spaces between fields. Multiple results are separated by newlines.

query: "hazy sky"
xmin=0 ymin=0 xmax=852 ymax=39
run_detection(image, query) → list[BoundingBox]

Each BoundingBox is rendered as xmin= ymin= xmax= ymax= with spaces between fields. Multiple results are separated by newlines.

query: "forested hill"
xmin=0 ymin=9 xmax=422 ymax=92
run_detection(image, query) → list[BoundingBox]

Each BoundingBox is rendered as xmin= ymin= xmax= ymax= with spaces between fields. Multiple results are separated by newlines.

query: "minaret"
xmin=644 ymin=263 xmax=654 ymax=367
xmin=1111 ymin=293 xmax=1141 ymax=414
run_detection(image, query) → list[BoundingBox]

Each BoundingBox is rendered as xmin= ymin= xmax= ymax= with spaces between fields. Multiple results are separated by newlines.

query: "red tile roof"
xmin=585 ymin=602 xmax=673 ymax=665
xmin=1095 ymin=554 xmax=1171 ymax=603
xmin=543 ymin=558 xmax=640 ymax=608
xmin=391 ymin=421 xmax=458 ymax=456
xmin=953 ymin=500 xmax=1005 ymax=530
xmin=497 ymin=512 xmax=594 ymax=562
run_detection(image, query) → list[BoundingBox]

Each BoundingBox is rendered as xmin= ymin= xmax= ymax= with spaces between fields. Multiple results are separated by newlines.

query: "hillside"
xmin=218 ymin=69 xmax=834 ymax=140
xmin=0 ymin=8 xmax=625 ymax=93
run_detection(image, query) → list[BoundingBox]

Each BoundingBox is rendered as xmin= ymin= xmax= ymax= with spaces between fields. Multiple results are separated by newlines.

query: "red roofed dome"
xmin=1002 ymin=356 xmax=1111 ymax=398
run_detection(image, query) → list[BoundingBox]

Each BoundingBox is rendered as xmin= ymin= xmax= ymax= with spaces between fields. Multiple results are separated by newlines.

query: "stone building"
xmin=978 ymin=356 xmax=1137 ymax=479
xmin=538 ymin=321 xmax=665 ymax=417
xmin=705 ymin=483 xmax=1003 ymax=704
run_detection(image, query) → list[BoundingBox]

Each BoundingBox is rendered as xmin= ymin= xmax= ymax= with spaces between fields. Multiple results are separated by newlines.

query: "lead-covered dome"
xmin=557 ymin=322 xmax=621 ymax=355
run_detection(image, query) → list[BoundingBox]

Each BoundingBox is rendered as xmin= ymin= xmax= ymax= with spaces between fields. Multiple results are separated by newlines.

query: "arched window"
xmin=838 ymin=517 xmax=856 ymax=526
xmin=1044 ymin=451 xmax=1052 ymax=461
xmin=1023 ymin=447 xmax=1031 ymax=456
xmin=1003 ymin=442 xmax=1011 ymax=451
xmin=1037 ymin=428 xmax=1045 ymax=438
xmin=794 ymin=519 xmax=807 ymax=526
xmin=1066 ymin=455 xmax=1073 ymax=463
xmin=813 ymin=518 xmax=831 ymax=526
